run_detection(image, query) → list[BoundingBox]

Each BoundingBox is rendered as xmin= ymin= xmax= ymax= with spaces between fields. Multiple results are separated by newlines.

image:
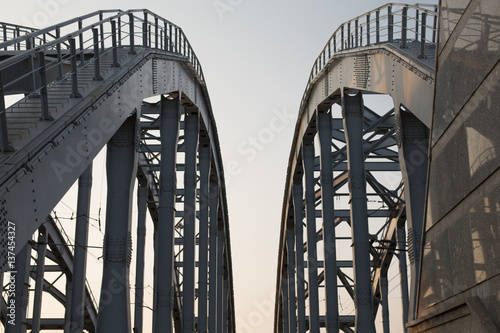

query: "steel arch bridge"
xmin=274 ymin=4 xmax=437 ymax=333
xmin=0 ymin=10 xmax=235 ymax=333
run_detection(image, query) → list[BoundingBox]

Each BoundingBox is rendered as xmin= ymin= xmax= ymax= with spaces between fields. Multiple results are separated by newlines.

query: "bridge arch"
xmin=0 ymin=10 xmax=235 ymax=332
xmin=274 ymin=4 xmax=437 ymax=332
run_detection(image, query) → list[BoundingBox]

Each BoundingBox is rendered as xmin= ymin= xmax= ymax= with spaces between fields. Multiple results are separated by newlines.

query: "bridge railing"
xmin=304 ymin=3 xmax=438 ymax=108
xmin=0 ymin=9 xmax=206 ymax=153
xmin=0 ymin=22 xmax=38 ymax=50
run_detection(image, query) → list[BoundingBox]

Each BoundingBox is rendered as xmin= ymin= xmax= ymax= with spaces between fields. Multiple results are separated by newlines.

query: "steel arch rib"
xmin=274 ymin=3 xmax=436 ymax=332
xmin=0 ymin=10 xmax=235 ymax=333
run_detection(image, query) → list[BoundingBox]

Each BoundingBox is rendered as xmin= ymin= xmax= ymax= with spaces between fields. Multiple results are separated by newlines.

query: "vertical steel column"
xmin=209 ymin=178 xmax=219 ymax=332
xmin=129 ymin=13 xmax=136 ymax=54
xmin=347 ymin=23 xmax=351 ymax=49
xmin=153 ymin=96 xmax=181 ymax=333
xmin=31 ymin=228 xmax=47 ymax=333
xmin=118 ymin=16 xmax=122 ymax=46
xmin=93 ymin=28 xmax=103 ymax=81
xmin=78 ymin=19 xmax=84 ymax=66
xmin=217 ymin=228 xmax=224 ymax=333
xmin=402 ymin=7 xmax=408 ymax=48
xmin=286 ymin=229 xmax=297 ymax=333
xmin=419 ymin=13 xmax=427 ymax=58
xmin=69 ymin=38 xmax=82 ymax=98
xmin=56 ymin=27 xmax=63 ymax=78
xmin=317 ymin=110 xmax=339 ymax=332
xmin=303 ymin=142 xmax=320 ymax=333
xmin=65 ymin=274 xmax=73 ymax=333
xmin=397 ymin=226 xmax=409 ymax=333
xmin=37 ymin=52 xmax=51 ymax=121
xmin=381 ymin=276 xmax=390 ymax=333
xmin=111 ymin=20 xmax=120 ymax=68
xmin=95 ymin=116 xmax=138 ymax=333
xmin=198 ymin=143 xmax=211 ymax=333
xmin=396 ymin=109 xmax=428 ymax=322
xmin=222 ymin=274 xmax=228 ymax=333
xmin=366 ymin=14 xmax=370 ymax=45
xmin=388 ymin=6 xmax=393 ymax=43
xmin=155 ymin=16 xmax=159 ymax=49
xmin=6 ymin=243 xmax=31 ymax=333
xmin=282 ymin=269 xmax=290 ymax=333
xmin=134 ymin=184 xmax=148 ymax=333
xmin=340 ymin=26 xmax=344 ymax=50
xmin=70 ymin=165 xmax=93 ymax=333
xmin=342 ymin=92 xmax=376 ymax=333
xmin=293 ymin=180 xmax=306 ymax=333
xmin=183 ymin=111 xmax=199 ymax=332
xmin=99 ymin=11 xmax=104 ymax=51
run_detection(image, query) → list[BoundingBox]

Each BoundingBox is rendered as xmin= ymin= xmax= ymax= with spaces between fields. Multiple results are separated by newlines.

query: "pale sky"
xmin=1 ymin=1 xmax=434 ymax=332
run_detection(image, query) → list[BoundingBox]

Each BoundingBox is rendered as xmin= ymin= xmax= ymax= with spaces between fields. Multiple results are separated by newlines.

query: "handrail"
xmin=0 ymin=22 xmax=38 ymax=51
xmin=0 ymin=9 xmax=206 ymax=152
xmin=300 ymin=3 xmax=438 ymax=112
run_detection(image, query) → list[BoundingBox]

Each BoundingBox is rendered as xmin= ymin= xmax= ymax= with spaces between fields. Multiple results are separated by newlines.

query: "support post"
xmin=134 ymin=184 xmax=148 ymax=333
xmin=56 ymin=26 xmax=63 ymax=78
xmin=118 ymin=16 xmax=122 ymax=46
xmin=286 ymin=229 xmax=297 ymax=333
xmin=217 ymin=227 xmax=224 ymax=333
xmin=397 ymin=226 xmax=409 ymax=333
xmin=198 ymin=142 xmax=211 ymax=333
xmin=341 ymin=25 xmax=344 ymax=50
xmin=78 ymin=19 xmax=84 ymax=66
xmin=31 ymin=228 xmax=48 ymax=333
xmin=293 ymin=180 xmax=306 ymax=333
xmin=222 ymin=273 xmax=228 ymax=333
xmin=342 ymin=91 xmax=376 ymax=333
xmin=95 ymin=116 xmax=138 ymax=333
xmin=376 ymin=10 xmax=380 ymax=44
xmin=143 ymin=21 xmax=148 ymax=48
xmin=129 ymin=13 xmax=136 ymax=54
xmin=183 ymin=110 xmax=199 ymax=332
xmin=303 ymin=142 xmax=320 ymax=333
xmin=153 ymin=96 xmax=181 ymax=333
xmin=402 ymin=6 xmax=408 ymax=48
xmin=155 ymin=16 xmax=159 ymax=49
xmin=282 ymin=275 xmax=289 ymax=333
xmin=37 ymin=51 xmax=52 ymax=120
xmin=209 ymin=177 xmax=219 ymax=332
xmin=388 ymin=6 xmax=393 ymax=43
xmin=419 ymin=12 xmax=427 ymax=58
xmin=93 ymin=28 xmax=103 ymax=81
xmin=99 ymin=12 xmax=104 ymax=51
xmin=381 ymin=276 xmax=390 ymax=333
xmin=69 ymin=38 xmax=82 ymax=98
xmin=70 ymin=165 xmax=93 ymax=332
xmin=366 ymin=14 xmax=370 ymax=45
xmin=317 ymin=110 xmax=339 ymax=332
xmin=111 ymin=20 xmax=120 ymax=67
xmin=395 ymin=108 xmax=429 ymax=322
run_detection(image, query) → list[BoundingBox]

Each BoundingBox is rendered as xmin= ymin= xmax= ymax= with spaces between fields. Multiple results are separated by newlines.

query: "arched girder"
xmin=0 ymin=10 xmax=235 ymax=333
xmin=275 ymin=3 xmax=436 ymax=332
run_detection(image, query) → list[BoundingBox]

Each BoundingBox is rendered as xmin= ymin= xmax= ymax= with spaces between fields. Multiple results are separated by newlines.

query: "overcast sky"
xmin=1 ymin=1 xmax=434 ymax=331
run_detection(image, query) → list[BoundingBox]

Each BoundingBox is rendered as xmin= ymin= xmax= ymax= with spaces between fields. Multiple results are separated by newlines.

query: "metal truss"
xmin=0 ymin=9 xmax=234 ymax=333
xmin=274 ymin=3 xmax=436 ymax=333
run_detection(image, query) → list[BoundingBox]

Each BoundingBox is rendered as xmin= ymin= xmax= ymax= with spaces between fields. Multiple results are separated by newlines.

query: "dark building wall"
xmin=411 ymin=0 xmax=500 ymax=332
